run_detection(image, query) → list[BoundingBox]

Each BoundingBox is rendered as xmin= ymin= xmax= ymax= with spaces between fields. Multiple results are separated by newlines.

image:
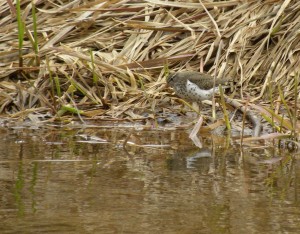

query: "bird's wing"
xmin=188 ymin=72 xmax=231 ymax=88
xmin=187 ymin=73 xmax=216 ymax=89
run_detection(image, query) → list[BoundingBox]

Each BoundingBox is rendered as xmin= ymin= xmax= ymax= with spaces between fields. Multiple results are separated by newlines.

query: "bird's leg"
xmin=192 ymin=102 xmax=201 ymax=114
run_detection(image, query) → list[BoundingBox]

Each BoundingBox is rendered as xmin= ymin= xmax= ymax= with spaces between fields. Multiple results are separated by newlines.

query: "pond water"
xmin=0 ymin=124 xmax=300 ymax=233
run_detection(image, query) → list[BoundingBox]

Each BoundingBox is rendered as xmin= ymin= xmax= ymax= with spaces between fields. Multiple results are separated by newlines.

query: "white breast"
xmin=186 ymin=80 xmax=219 ymax=101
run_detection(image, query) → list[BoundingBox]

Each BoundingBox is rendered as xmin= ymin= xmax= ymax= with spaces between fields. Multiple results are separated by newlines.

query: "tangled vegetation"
xmin=0 ymin=0 xmax=299 ymax=138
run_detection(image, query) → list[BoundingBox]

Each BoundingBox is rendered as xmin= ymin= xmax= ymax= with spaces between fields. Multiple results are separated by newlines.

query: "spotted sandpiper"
xmin=166 ymin=71 xmax=231 ymax=103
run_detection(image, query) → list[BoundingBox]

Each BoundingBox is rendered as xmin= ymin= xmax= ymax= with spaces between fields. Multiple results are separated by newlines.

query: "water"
xmin=0 ymin=125 xmax=300 ymax=233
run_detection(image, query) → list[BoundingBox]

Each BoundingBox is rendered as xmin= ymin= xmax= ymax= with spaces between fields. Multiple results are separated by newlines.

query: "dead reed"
xmin=0 ymin=0 xmax=299 ymax=136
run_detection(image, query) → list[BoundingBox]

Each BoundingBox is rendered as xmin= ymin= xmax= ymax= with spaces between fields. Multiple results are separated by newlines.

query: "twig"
xmin=225 ymin=97 xmax=262 ymax=137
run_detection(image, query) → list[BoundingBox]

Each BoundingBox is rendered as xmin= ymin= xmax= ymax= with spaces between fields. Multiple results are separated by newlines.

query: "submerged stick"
xmin=225 ymin=97 xmax=262 ymax=137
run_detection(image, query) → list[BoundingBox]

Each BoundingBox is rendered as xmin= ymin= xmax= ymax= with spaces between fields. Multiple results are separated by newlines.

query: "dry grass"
xmin=0 ymin=0 xmax=299 ymax=133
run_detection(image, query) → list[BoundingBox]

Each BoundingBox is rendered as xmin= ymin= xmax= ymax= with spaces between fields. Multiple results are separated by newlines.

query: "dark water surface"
xmin=0 ymin=125 xmax=300 ymax=233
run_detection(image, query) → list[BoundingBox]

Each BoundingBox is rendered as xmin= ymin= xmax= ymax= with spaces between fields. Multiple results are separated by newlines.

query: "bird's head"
xmin=166 ymin=72 xmax=177 ymax=88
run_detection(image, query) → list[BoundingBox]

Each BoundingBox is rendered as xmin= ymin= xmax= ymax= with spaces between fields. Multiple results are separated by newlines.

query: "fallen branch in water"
xmin=224 ymin=97 xmax=262 ymax=137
